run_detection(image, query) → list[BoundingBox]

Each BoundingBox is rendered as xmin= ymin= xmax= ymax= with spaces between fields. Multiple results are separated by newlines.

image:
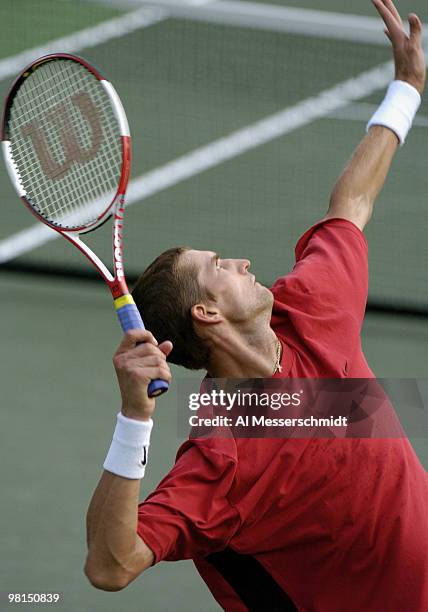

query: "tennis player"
xmin=85 ymin=1 xmax=428 ymax=610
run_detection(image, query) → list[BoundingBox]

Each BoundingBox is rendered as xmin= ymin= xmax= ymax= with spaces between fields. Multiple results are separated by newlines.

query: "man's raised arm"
xmin=325 ymin=0 xmax=425 ymax=231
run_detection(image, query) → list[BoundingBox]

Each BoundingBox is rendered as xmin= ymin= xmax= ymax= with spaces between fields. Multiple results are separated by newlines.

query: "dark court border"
xmin=1 ymin=261 xmax=428 ymax=318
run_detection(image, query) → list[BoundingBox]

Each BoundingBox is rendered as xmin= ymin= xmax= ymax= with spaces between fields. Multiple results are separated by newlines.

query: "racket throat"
xmin=63 ymin=232 xmax=115 ymax=283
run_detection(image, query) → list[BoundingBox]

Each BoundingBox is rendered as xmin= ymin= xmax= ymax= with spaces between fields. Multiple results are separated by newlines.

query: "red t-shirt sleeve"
xmin=137 ymin=439 xmax=241 ymax=563
xmin=271 ymin=218 xmax=368 ymax=370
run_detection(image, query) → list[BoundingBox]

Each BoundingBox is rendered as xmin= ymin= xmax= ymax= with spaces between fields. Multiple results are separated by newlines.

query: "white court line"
xmin=0 ymin=57 xmax=399 ymax=263
xmin=0 ymin=5 xmax=168 ymax=83
xmin=91 ymin=0 xmax=428 ymax=46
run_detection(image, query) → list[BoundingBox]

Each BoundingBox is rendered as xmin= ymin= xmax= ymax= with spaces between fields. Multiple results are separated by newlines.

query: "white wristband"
xmin=103 ymin=412 xmax=153 ymax=479
xmin=367 ymin=80 xmax=421 ymax=145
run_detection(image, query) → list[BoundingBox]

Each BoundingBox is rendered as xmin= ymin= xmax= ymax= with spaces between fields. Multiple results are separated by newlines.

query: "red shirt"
xmin=137 ymin=219 xmax=428 ymax=611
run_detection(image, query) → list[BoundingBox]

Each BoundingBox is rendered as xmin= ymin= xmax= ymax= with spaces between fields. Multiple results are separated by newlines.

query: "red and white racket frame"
xmin=1 ymin=54 xmax=169 ymax=397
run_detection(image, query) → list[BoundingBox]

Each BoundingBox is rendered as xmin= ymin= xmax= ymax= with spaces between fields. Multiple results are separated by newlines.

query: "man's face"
xmin=183 ymin=249 xmax=273 ymax=325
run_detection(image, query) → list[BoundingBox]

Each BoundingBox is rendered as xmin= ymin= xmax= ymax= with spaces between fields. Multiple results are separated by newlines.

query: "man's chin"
xmin=258 ymin=281 xmax=272 ymax=296
xmin=257 ymin=283 xmax=274 ymax=308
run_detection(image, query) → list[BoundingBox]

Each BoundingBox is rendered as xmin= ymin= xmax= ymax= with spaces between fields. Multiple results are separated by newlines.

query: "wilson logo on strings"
xmin=20 ymin=91 xmax=102 ymax=180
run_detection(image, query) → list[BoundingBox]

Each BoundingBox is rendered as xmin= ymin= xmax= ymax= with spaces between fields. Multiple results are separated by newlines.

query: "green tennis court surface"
xmin=1 ymin=2 xmax=427 ymax=611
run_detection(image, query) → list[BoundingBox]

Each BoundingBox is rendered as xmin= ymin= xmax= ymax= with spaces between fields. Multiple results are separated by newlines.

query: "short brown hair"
xmin=132 ymin=247 xmax=210 ymax=370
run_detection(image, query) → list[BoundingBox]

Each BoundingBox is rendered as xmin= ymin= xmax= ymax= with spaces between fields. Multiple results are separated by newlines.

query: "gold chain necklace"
xmin=273 ymin=338 xmax=282 ymax=375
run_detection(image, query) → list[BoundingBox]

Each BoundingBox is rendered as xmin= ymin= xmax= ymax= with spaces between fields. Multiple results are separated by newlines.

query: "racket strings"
xmin=8 ymin=59 xmax=122 ymax=229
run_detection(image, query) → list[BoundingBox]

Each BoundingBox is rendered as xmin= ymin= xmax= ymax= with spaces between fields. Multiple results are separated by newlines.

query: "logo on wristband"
xmin=140 ymin=446 xmax=148 ymax=466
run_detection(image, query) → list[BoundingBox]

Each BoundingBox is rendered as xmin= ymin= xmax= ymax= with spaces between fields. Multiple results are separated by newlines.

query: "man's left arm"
xmin=325 ymin=0 xmax=425 ymax=232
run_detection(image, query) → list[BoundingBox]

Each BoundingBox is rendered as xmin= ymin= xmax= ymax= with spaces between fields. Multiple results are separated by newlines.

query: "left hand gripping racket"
xmin=2 ymin=53 xmax=168 ymax=398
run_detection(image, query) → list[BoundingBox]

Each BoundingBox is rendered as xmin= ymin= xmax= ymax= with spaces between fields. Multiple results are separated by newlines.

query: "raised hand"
xmin=113 ymin=329 xmax=173 ymax=421
xmin=372 ymin=0 xmax=425 ymax=94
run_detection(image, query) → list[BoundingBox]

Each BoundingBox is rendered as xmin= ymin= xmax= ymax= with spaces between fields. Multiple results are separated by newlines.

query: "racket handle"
xmin=114 ymin=297 xmax=169 ymax=398
xmin=116 ymin=301 xmax=145 ymax=333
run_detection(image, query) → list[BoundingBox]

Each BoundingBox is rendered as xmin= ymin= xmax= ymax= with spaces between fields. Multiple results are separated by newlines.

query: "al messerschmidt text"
xmin=189 ymin=415 xmax=349 ymax=427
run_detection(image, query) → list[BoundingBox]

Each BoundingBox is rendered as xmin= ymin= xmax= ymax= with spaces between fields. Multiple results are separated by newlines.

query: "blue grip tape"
xmin=116 ymin=303 xmax=169 ymax=398
xmin=117 ymin=303 xmax=145 ymax=332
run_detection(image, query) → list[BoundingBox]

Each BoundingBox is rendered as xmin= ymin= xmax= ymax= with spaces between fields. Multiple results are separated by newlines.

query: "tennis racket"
xmin=1 ymin=53 xmax=168 ymax=398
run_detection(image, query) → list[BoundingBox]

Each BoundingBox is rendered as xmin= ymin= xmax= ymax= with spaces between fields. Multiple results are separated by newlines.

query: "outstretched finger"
xmin=372 ymin=0 xmax=404 ymax=37
xmin=408 ymin=13 xmax=423 ymax=46
xmin=382 ymin=0 xmax=403 ymax=27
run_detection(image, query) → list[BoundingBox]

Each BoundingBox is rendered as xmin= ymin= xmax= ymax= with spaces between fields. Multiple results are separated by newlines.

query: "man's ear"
xmin=191 ymin=303 xmax=223 ymax=325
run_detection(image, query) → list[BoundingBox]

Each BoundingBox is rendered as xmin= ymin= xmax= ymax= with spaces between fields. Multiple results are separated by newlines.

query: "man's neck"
xmin=207 ymin=323 xmax=279 ymax=378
